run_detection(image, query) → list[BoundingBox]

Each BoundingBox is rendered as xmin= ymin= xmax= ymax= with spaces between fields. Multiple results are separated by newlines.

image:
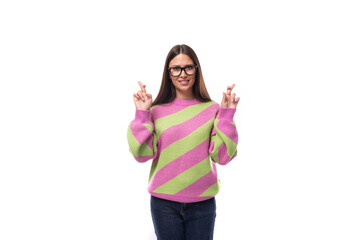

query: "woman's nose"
xmin=180 ymin=69 xmax=187 ymax=78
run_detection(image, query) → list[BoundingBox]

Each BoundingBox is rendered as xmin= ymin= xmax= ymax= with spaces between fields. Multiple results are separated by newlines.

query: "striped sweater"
xmin=127 ymin=98 xmax=238 ymax=203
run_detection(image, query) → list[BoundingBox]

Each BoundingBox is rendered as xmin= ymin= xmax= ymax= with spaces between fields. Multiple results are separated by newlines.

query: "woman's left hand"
xmin=221 ymin=83 xmax=240 ymax=108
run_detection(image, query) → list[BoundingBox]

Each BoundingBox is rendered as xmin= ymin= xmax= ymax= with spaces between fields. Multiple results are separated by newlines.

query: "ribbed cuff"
xmin=135 ymin=109 xmax=151 ymax=123
xmin=218 ymin=107 xmax=236 ymax=120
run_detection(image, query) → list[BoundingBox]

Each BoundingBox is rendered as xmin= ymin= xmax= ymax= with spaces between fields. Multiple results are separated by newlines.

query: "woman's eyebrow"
xmin=169 ymin=64 xmax=194 ymax=67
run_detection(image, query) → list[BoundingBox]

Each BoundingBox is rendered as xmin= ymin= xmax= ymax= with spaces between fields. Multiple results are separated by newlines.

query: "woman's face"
xmin=169 ymin=54 xmax=196 ymax=97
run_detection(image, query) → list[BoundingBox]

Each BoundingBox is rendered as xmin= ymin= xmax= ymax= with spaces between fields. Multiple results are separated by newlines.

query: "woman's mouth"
xmin=179 ymin=80 xmax=190 ymax=85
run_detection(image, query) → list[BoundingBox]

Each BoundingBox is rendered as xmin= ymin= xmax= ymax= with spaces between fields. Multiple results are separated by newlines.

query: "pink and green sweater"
xmin=127 ymin=98 xmax=238 ymax=203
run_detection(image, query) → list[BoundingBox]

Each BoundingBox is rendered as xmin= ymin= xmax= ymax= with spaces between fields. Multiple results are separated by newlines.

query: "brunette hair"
xmin=151 ymin=44 xmax=212 ymax=107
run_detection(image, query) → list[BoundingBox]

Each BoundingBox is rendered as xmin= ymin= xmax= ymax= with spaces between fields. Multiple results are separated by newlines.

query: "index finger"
xmin=138 ymin=81 xmax=147 ymax=93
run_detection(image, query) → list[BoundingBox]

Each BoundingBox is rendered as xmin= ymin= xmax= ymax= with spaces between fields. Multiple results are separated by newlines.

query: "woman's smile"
xmin=178 ymin=79 xmax=190 ymax=85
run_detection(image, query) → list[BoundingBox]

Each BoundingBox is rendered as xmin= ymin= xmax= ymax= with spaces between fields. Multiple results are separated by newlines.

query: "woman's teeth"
xmin=179 ymin=80 xmax=190 ymax=85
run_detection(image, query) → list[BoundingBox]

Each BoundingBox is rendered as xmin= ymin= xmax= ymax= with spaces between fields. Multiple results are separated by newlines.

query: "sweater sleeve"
xmin=127 ymin=109 xmax=158 ymax=163
xmin=209 ymin=107 xmax=238 ymax=165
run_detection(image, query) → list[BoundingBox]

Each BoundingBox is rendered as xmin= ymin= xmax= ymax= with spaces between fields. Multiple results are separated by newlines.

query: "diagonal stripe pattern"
xmin=127 ymin=99 xmax=238 ymax=203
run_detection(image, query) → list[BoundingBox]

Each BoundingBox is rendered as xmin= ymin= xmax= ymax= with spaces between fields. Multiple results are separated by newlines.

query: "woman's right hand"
xmin=133 ymin=81 xmax=153 ymax=110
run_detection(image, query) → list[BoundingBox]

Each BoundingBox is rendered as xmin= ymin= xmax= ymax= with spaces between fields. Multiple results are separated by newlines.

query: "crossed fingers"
xmin=225 ymin=83 xmax=237 ymax=102
xmin=138 ymin=81 xmax=147 ymax=93
xmin=226 ymin=84 xmax=235 ymax=97
xmin=135 ymin=81 xmax=148 ymax=101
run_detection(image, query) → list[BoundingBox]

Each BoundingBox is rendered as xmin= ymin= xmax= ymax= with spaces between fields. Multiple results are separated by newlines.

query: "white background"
xmin=1 ymin=0 xmax=359 ymax=239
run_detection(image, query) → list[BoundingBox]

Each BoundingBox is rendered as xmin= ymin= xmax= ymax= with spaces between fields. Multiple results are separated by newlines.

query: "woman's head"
xmin=152 ymin=44 xmax=211 ymax=106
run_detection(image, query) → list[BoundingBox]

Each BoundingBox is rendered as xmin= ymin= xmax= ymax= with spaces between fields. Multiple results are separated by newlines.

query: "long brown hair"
xmin=151 ymin=44 xmax=212 ymax=107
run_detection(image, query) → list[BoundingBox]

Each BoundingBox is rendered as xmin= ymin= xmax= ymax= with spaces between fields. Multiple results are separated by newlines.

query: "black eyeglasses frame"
xmin=168 ymin=65 xmax=198 ymax=77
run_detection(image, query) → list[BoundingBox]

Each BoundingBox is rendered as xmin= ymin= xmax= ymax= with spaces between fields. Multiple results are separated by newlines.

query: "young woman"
xmin=127 ymin=44 xmax=239 ymax=240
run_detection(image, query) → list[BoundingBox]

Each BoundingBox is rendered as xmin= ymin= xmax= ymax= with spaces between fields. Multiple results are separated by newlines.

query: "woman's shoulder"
xmin=206 ymin=99 xmax=219 ymax=105
xmin=149 ymin=102 xmax=172 ymax=111
xmin=203 ymin=100 xmax=220 ymax=109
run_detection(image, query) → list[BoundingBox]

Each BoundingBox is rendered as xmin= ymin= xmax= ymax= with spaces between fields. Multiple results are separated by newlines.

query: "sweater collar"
xmin=172 ymin=98 xmax=201 ymax=106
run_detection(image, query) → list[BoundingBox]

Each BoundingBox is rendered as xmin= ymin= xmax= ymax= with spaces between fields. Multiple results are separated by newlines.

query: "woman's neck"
xmin=175 ymin=91 xmax=195 ymax=100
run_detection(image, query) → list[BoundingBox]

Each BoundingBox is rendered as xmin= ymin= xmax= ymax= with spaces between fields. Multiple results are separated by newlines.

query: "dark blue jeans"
xmin=150 ymin=195 xmax=216 ymax=240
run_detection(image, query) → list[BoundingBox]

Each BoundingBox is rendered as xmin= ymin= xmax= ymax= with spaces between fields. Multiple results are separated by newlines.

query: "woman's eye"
xmin=173 ymin=67 xmax=181 ymax=71
xmin=186 ymin=66 xmax=193 ymax=70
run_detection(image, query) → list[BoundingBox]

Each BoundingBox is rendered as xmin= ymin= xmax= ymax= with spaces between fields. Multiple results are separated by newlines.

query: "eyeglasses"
xmin=168 ymin=65 xmax=197 ymax=77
